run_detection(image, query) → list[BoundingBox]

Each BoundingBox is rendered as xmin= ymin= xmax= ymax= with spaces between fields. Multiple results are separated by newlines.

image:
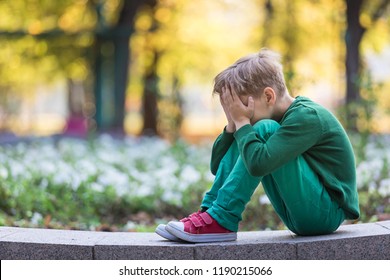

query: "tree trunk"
xmin=140 ymin=1 xmax=160 ymax=136
xmin=141 ymin=51 xmax=160 ymax=136
xmin=112 ymin=0 xmax=148 ymax=133
xmin=345 ymin=0 xmax=365 ymax=130
xmin=261 ymin=0 xmax=273 ymax=46
xmin=93 ymin=0 xmax=146 ymax=133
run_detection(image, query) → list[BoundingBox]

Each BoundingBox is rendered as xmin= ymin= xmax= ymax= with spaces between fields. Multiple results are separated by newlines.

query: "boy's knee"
xmin=252 ymin=119 xmax=280 ymax=140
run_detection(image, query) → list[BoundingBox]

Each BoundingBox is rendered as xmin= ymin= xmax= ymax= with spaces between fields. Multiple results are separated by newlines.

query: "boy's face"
xmin=238 ymin=93 xmax=272 ymax=124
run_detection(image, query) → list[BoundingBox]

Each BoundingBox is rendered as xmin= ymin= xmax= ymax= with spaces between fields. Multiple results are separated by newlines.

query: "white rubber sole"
xmin=155 ymin=224 xmax=181 ymax=241
xmin=166 ymin=222 xmax=237 ymax=243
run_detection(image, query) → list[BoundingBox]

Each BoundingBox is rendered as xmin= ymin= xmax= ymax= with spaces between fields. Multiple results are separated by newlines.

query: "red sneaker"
xmin=166 ymin=211 xmax=237 ymax=243
xmin=155 ymin=211 xmax=202 ymax=242
xmin=155 ymin=224 xmax=181 ymax=241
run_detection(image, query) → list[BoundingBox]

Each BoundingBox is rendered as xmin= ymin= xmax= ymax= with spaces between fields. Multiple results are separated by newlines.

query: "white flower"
xmin=39 ymin=178 xmax=49 ymax=189
xmin=123 ymin=221 xmax=136 ymax=231
xmin=206 ymin=172 xmax=215 ymax=182
xmin=259 ymin=194 xmax=271 ymax=205
xmin=37 ymin=161 xmax=56 ymax=175
xmin=378 ymin=178 xmax=390 ymax=197
xmin=90 ymin=182 xmax=105 ymax=192
xmin=8 ymin=160 xmax=25 ymax=178
xmin=0 ymin=166 xmax=8 ymax=179
xmin=76 ymin=160 xmax=97 ymax=176
xmin=30 ymin=212 xmax=43 ymax=226
xmin=180 ymin=165 xmax=201 ymax=184
xmin=98 ymin=167 xmax=129 ymax=196
xmin=162 ymin=190 xmax=182 ymax=206
xmin=134 ymin=184 xmax=154 ymax=197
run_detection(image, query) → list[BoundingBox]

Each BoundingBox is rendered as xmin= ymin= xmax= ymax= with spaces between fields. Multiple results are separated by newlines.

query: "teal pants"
xmin=201 ymin=120 xmax=345 ymax=236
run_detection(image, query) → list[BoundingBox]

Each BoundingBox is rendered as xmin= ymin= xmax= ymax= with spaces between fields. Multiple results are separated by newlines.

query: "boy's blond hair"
xmin=213 ymin=49 xmax=287 ymax=97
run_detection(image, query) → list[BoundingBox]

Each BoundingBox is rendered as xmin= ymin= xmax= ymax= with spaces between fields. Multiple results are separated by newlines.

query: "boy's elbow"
xmin=210 ymin=165 xmax=218 ymax=176
xmin=246 ymin=164 xmax=267 ymax=177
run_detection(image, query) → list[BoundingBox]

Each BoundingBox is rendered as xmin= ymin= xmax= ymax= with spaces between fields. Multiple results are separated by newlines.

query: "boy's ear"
xmin=263 ymin=87 xmax=276 ymax=104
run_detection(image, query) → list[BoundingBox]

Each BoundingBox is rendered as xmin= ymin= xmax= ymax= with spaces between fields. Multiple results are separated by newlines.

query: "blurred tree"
xmin=258 ymin=0 xmax=390 ymax=133
xmin=133 ymin=1 xmax=159 ymax=136
xmin=2 ymin=0 xmax=389 ymax=137
xmin=130 ymin=0 xmax=187 ymax=137
xmin=135 ymin=0 xmax=182 ymax=138
xmin=344 ymin=0 xmax=390 ymax=131
xmin=280 ymin=1 xmax=300 ymax=95
xmin=0 ymin=0 xmax=96 ymax=133
xmin=0 ymin=0 xmax=155 ymax=134
xmin=141 ymin=48 xmax=160 ymax=136
xmin=130 ymin=0 xmax=262 ymax=138
xmin=93 ymin=0 xmax=156 ymax=133
xmin=261 ymin=0 xmax=273 ymax=47
xmin=257 ymin=0 xmax=305 ymax=96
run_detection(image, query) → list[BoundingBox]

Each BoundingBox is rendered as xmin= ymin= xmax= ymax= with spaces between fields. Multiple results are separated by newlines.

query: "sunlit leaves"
xmin=0 ymin=0 xmax=118 ymax=91
xmin=0 ymin=0 xmax=390 ymax=135
xmin=57 ymin=2 xmax=96 ymax=33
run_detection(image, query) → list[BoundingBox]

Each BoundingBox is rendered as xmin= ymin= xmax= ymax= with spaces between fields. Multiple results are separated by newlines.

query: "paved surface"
xmin=1 ymin=221 xmax=389 ymax=259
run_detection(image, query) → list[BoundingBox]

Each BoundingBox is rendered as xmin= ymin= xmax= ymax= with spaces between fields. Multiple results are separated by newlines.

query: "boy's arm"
xmin=210 ymin=128 xmax=235 ymax=175
xmin=234 ymin=107 xmax=322 ymax=177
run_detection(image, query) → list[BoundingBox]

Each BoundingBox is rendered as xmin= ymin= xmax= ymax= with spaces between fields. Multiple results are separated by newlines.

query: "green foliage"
xmin=1 ymin=0 xmax=390 ymax=137
xmin=0 ymin=134 xmax=389 ymax=231
xmin=0 ymin=0 xmax=99 ymax=87
xmin=0 ymin=136 xmax=213 ymax=229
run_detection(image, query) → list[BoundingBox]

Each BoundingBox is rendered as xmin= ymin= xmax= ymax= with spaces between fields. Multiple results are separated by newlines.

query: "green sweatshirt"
xmin=211 ymin=96 xmax=360 ymax=220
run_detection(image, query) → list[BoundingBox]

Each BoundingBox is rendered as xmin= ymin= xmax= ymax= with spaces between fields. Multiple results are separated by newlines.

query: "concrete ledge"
xmin=1 ymin=221 xmax=389 ymax=260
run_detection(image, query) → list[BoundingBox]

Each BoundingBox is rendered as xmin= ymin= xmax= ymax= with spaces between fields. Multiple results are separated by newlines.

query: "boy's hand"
xmin=220 ymin=90 xmax=236 ymax=132
xmin=222 ymin=83 xmax=254 ymax=130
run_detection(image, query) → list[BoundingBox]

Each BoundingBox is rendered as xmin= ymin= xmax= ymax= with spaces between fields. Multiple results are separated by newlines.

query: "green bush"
xmin=0 ymin=133 xmax=389 ymax=231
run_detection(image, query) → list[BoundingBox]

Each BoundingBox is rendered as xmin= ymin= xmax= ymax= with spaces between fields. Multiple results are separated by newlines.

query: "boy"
xmin=155 ymin=49 xmax=360 ymax=243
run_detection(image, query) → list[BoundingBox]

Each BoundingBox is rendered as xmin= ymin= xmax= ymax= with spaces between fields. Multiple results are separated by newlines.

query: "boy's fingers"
xmin=228 ymin=82 xmax=242 ymax=103
xmin=227 ymin=83 xmax=245 ymax=107
xmin=222 ymin=87 xmax=233 ymax=104
xmin=229 ymin=84 xmax=238 ymax=100
xmin=226 ymin=82 xmax=234 ymax=100
xmin=221 ymin=92 xmax=228 ymax=107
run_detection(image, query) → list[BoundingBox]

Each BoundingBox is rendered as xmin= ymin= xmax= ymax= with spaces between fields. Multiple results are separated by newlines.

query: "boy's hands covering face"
xmin=219 ymin=90 xmax=236 ymax=133
xmin=221 ymin=83 xmax=254 ymax=130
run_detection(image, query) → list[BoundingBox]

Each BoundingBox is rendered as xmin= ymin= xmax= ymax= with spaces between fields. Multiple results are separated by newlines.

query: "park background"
xmin=0 ymin=0 xmax=389 ymax=232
